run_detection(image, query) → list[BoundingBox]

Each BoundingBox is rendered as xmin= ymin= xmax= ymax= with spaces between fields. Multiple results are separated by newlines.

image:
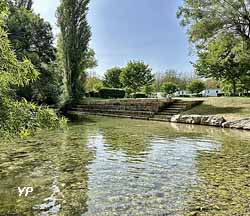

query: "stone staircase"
xmin=151 ymin=100 xmax=203 ymax=122
xmin=67 ymin=99 xmax=203 ymax=122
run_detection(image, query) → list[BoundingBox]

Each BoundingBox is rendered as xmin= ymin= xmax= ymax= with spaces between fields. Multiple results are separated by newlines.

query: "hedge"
xmin=86 ymin=91 xmax=99 ymax=98
xmin=132 ymin=93 xmax=147 ymax=98
xmin=99 ymin=88 xmax=125 ymax=99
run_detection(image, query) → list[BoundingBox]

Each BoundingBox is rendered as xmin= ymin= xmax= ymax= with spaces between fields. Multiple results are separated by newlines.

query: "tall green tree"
xmin=6 ymin=3 xmax=63 ymax=104
xmin=57 ymin=0 xmax=91 ymax=102
xmin=56 ymin=33 xmax=97 ymax=104
xmin=0 ymin=0 xmax=66 ymax=136
xmin=121 ymin=60 xmax=155 ymax=94
xmin=103 ymin=67 xmax=123 ymax=88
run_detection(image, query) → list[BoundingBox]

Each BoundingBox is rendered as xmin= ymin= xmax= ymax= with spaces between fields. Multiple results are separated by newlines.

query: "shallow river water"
xmin=0 ymin=116 xmax=250 ymax=216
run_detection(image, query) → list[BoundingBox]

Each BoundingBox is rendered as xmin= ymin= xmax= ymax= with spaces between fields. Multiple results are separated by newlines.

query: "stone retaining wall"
xmin=171 ymin=114 xmax=250 ymax=130
xmin=77 ymin=99 xmax=173 ymax=112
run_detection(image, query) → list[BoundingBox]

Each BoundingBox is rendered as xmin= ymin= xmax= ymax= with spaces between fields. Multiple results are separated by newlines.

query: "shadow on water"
xmin=0 ymin=116 xmax=250 ymax=215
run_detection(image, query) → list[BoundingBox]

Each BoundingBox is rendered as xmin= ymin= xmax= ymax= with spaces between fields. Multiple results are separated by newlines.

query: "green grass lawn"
xmin=177 ymin=97 xmax=250 ymax=121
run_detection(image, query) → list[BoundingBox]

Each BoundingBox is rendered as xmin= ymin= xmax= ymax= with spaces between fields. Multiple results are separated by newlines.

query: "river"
xmin=0 ymin=116 xmax=250 ymax=215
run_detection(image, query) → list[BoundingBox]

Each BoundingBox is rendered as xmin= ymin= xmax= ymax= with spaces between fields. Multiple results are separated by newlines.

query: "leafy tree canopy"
xmin=161 ymin=82 xmax=178 ymax=96
xmin=85 ymin=75 xmax=103 ymax=92
xmin=5 ymin=2 xmax=63 ymax=104
xmin=103 ymin=67 xmax=123 ymax=88
xmin=0 ymin=1 xmax=66 ymax=136
xmin=7 ymin=5 xmax=55 ymax=64
xmin=177 ymin=0 xmax=250 ymax=47
xmin=187 ymin=80 xmax=206 ymax=94
xmin=194 ymin=34 xmax=250 ymax=95
xmin=8 ymin=0 xmax=33 ymax=10
xmin=121 ymin=60 xmax=155 ymax=94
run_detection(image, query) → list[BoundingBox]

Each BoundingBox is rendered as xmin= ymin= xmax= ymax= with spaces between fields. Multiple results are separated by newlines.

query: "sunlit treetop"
xmin=177 ymin=0 xmax=250 ymax=47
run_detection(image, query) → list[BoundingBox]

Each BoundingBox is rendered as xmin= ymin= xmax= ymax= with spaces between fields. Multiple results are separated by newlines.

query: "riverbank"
xmin=67 ymin=97 xmax=250 ymax=131
xmin=180 ymin=97 xmax=250 ymax=121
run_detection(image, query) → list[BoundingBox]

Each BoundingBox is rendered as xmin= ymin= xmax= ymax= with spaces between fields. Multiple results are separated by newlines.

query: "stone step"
xmin=170 ymin=104 xmax=189 ymax=107
xmin=68 ymin=111 xmax=150 ymax=120
xmin=170 ymin=104 xmax=188 ymax=108
xmin=164 ymin=107 xmax=184 ymax=111
xmin=70 ymin=108 xmax=154 ymax=117
xmin=158 ymin=111 xmax=180 ymax=115
xmin=172 ymin=102 xmax=190 ymax=105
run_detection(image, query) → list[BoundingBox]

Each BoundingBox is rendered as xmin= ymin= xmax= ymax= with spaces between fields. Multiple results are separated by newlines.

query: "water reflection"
xmin=0 ymin=116 xmax=249 ymax=215
xmin=0 ymin=127 xmax=95 ymax=215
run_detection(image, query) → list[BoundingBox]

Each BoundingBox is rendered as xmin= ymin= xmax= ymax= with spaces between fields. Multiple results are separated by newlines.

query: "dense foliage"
xmin=178 ymin=0 xmax=250 ymax=96
xmin=103 ymin=67 xmax=123 ymax=88
xmin=132 ymin=93 xmax=147 ymax=99
xmin=8 ymin=0 xmax=33 ymax=10
xmin=121 ymin=61 xmax=155 ymax=94
xmin=0 ymin=2 xmax=66 ymax=137
xmin=85 ymin=74 xmax=103 ymax=92
xmin=195 ymin=34 xmax=250 ymax=95
xmin=161 ymin=82 xmax=178 ymax=96
xmin=99 ymin=88 xmax=125 ymax=99
xmin=187 ymin=80 xmax=206 ymax=95
xmin=177 ymin=0 xmax=250 ymax=46
xmin=5 ymin=2 xmax=63 ymax=104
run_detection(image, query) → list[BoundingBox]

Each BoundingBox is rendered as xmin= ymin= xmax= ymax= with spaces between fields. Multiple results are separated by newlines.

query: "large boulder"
xmin=201 ymin=115 xmax=226 ymax=127
xmin=171 ymin=114 xmax=202 ymax=124
xmin=222 ymin=118 xmax=250 ymax=130
xmin=171 ymin=115 xmax=226 ymax=127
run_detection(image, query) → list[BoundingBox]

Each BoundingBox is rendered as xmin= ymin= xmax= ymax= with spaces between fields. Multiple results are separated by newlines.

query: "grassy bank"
xmin=178 ymin=97 xmax=250 ymax=121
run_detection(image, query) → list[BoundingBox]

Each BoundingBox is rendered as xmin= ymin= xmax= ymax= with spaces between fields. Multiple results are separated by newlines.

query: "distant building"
xmin=201 ymin=88 xmax=224 ymax=97
xmin=174 ymin=88 xmax=224 ymax=97
xmin=174 ymin=90 xmax=191 ymax=97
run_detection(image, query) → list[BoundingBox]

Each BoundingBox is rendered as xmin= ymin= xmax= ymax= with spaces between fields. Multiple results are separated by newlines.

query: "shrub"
xmin=143 ymin=85 xmax=155 ymax=96
xmin=0 ymin=98 xmax=67 ymax=137
xmin=161 ymin=82 xmax=178 ymax=96
xmin=103 ymin=67 xmax=123 ymax=88
xmin=187 ymin=80 xmax=206 ymax=95
xmin=132 ymin=93 xmax=147 ymax=98
xmin=87 ymin=91 xmax=99 ymax=98
xmin=99 ymin=88 xmax=125 ymax=99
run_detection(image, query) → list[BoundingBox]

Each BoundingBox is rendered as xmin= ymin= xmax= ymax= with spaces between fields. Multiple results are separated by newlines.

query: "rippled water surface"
xmin=0 ymin=116 xmax=250 ymax=215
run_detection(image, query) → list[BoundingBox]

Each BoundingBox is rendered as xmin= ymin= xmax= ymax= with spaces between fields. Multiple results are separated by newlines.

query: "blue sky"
xmin=33 ymin=0 xmax=194 ymax=76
